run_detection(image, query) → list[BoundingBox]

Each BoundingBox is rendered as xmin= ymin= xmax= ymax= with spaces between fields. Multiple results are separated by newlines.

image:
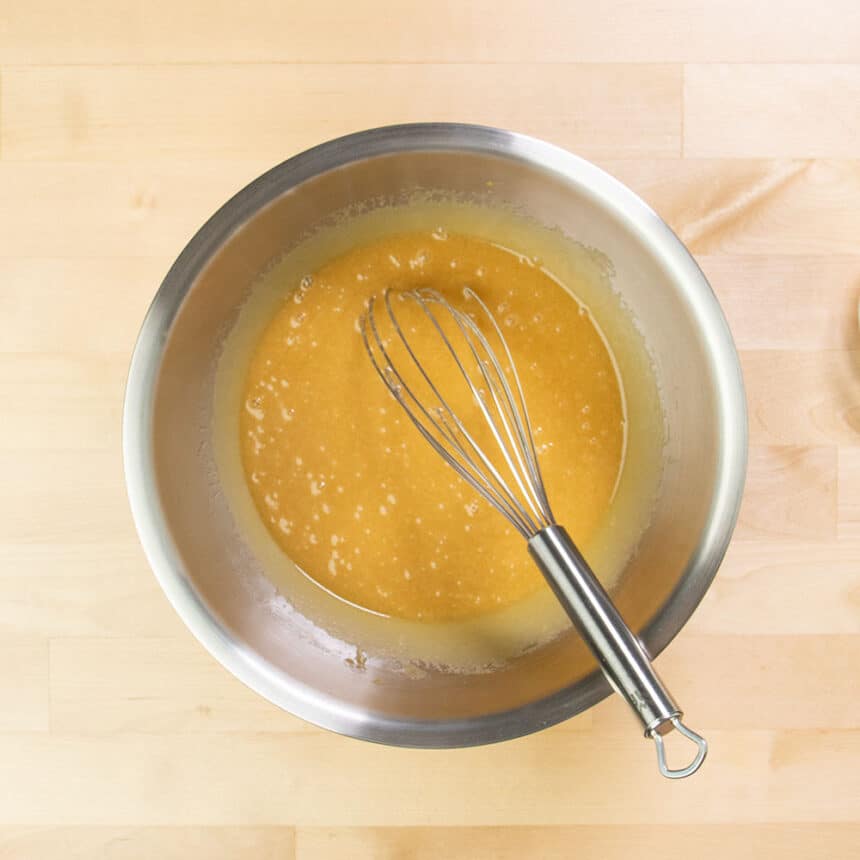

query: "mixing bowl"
xmin=123 ymin=123 xmax=747 ymax=747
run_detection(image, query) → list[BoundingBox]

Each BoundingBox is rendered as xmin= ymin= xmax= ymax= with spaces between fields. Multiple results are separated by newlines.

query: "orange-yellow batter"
xmin=240 ymin=231 xmax=625 ymax=621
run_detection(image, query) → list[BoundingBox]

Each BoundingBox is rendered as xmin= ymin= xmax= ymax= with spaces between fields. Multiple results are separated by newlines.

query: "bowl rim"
xmin=123 ymin=122 xmax=748 ymax=748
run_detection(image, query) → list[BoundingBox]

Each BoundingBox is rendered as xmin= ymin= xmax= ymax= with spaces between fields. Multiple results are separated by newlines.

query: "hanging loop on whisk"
xmin=650 ymin=716 xmax=708 ymax=779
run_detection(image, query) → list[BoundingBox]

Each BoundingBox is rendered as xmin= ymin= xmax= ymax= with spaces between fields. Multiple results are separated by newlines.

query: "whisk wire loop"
xmin=361 ymin=288 xmax=559 ymax=537
xmin=421 ymin=287 xmax=555 ymax=529
xmin=361 ymin=289 xmax=538 ymax=537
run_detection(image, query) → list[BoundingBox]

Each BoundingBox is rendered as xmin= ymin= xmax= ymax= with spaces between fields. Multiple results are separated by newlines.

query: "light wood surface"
xmin=1 ymin=1 xmax=858 ymax=857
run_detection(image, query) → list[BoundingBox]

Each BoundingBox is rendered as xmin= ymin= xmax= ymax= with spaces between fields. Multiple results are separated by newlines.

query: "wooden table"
xmin=1 ymin=2 xmax=858 ymax=857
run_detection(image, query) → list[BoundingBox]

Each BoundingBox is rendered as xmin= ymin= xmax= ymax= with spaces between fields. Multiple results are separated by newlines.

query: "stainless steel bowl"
xmin=123 ymin=123 xmax=747 ymax=747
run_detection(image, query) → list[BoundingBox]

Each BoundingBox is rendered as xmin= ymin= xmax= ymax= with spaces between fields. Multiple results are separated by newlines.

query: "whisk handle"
xmin=528 ymin=524 xmax=707 ymax=779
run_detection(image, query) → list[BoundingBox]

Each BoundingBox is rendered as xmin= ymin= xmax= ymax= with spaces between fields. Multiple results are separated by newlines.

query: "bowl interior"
xmin=129 ymin=128 xmax=746 ymax=746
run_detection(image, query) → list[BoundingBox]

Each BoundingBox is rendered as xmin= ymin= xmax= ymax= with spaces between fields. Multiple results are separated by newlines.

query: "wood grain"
xmin=743 ymin=351 xmax=860 ymax=446
xmin=684 ymin=65 xmax=860 ymax=158
xmin=1 ymin=0 xmax=858 ymax=855
xmin=8 ymin=823 xmax=860 ymax=860
xmin=686 ymin=541 xmax=860 ymax=635
xmin=0 ymin=730 xmax=858 ymax=826
xmin=293 ymin=824 xmax=860 ymax=860
xmin=0 ymin=354 xmax=125 ymax=452
xmin=603 ymin=159 xmax=860 ymax=255
xmin=0 ymin=450 xmax=130 ymax=543
xmin=597 ymin=635 xmax=860 ymax=730
xmin=4 ymin=159 xmax=859 ymax=259
xmin=0 ymin=161 xmax=271 ymax=258
xmin=1 ymin=1 xmax=858 ymax=64
xmin=0 ymin=827 xmax=296 ymax=860
xmin=0 ymin=639 xmax=49 ymax=732
xmin=1 ymin=64 xmax=681 ymax=161
xmin=700 ymin=255 xmax=860 ymax=351
xmin=49 ymin=638 xmax=317 ymax=735
xmin=737 ymin=446 xmax=837 ymax=540
xmin=0 ymin=258 xmax=166 ymax=354
xmin=838 ymin=447 xmax=860 ymax=538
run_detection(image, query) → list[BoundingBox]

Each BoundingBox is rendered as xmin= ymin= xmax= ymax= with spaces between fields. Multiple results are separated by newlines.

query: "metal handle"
xmin=528 ymin=525 xmax=707 ymax=779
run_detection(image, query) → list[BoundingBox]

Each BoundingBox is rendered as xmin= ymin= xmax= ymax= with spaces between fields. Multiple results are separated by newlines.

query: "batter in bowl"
xmin=240 ymin=230 xmax=625 ymax=622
